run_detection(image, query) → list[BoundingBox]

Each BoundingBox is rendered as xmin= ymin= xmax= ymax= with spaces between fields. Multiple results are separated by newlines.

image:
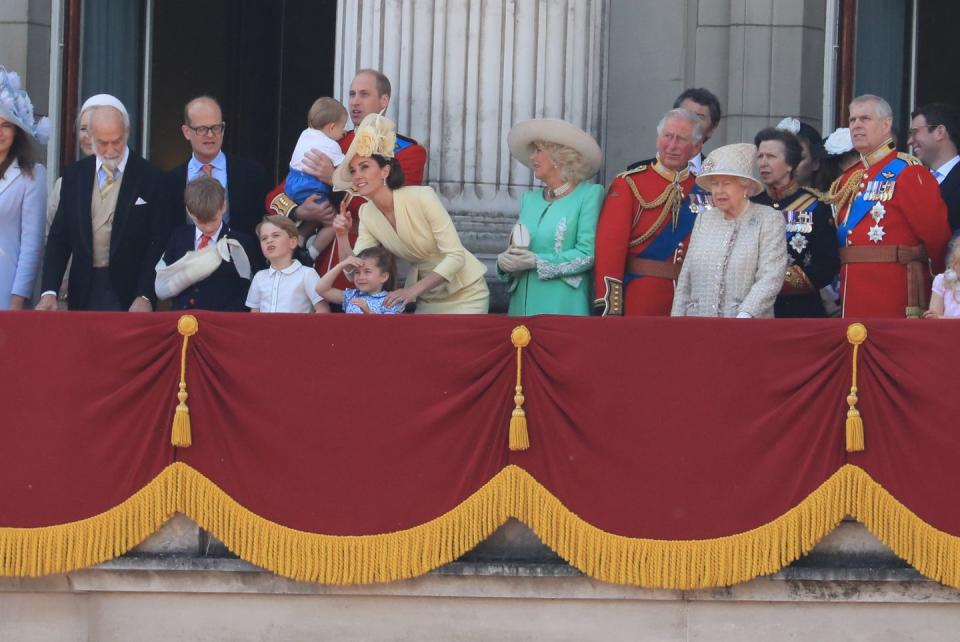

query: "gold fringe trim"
xmin=4 ymin=463 xmax=960 ymax=590
xmin=0 ymin=466 xmax=180 ymax=577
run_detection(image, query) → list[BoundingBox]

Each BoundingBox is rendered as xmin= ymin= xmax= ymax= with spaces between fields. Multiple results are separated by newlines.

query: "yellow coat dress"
xmin=354 ymin=186 xmax=489 ymax=314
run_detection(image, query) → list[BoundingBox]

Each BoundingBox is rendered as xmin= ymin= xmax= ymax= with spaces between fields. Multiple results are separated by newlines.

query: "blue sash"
xmin=836 ymin=157 xmax=907 ymax=246
xmin=625 ymin=184 xmax=700 ymax=283
xmin=394 ymin=136 xmax=415 ymax=153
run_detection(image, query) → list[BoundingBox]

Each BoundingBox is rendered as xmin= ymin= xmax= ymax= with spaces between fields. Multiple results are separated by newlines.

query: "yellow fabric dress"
xmin=354 ymin=186 xmax=489 ymax=314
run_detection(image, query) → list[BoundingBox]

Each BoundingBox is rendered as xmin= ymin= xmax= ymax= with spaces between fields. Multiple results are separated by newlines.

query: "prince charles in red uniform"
xmin=594 ymin=109 xmax=703 ymax=316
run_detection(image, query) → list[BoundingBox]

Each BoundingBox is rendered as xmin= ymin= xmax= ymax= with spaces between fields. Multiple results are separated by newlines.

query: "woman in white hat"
xmin=331 ymin=113 xmax=489 ymax=313
xmin=671 ymin=143 xmax=787 ymax=318
xmin=0 ymin=67 xmax=48 ymax=310
xmin=498 ymin=119 xmax=604 ymax=316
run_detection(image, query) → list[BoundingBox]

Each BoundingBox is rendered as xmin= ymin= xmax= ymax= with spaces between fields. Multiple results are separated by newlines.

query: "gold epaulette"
xmin=802 ymin=186 xmax=827 ymax=201
xmin=616 ymin=165 xmax=647 ymax=179
xmin=269 ymin=192 xmax=297 ymax=218
xmin=897 ymin=152 xmax=923 ymax=166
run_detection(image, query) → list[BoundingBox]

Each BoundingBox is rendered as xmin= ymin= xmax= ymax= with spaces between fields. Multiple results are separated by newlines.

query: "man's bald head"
xmin=90 ymin=106 xmax=128 ymax=167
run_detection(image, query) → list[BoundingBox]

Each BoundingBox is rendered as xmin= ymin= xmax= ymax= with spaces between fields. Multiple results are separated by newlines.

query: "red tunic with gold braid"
xmin=830 ymin=141 xmax=950 ymax=318
xmin=593 ymin=159 xmax=696 ymax=316
xmin=265 ymin=130 xmax=427 ymax=289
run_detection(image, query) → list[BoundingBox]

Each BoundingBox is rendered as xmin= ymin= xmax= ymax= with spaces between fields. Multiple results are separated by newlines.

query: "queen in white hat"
xmin=0 ymin=67 xmax=49 ymax=310
xmin=331 ymin=113 xmax=489 ymax=313
xmin=671 ymin=143 xmax=787 ymax=318
xmin=497 ymin=118 xmax=604 ymax=316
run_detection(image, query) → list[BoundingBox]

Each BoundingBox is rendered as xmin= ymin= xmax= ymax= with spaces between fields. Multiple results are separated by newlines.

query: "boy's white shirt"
xmin=290 ymin=128 xmax=345 ymax=171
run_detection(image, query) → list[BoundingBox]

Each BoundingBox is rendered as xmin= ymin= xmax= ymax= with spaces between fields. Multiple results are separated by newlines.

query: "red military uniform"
xmin=829 ymin=140 xmax=950 ymax=318
xmin=594 ymin=158 xmax=697 ymax=316
xmin=266 ymin=130 xmax=427 ymax=289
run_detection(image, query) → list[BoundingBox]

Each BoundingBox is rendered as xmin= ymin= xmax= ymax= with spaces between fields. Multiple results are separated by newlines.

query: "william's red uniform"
xmin=830 ymin=141 xmax=950 ymax=318
xmin=266 ymin=130 xmax=427 ymax=289
xmin=593 ymin=160 xmax=696 ymax=316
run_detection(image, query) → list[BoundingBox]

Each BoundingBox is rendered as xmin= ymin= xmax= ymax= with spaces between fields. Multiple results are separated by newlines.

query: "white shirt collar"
xmin=194 ymin=222 xmax=224 ymax=247
xmin=189 ymin=150 xmax=226 ymax=172
xmin=269 ymin=259 xmax=304 ymax=276
xmin=688 ymin=153 xmax=703 ymax=175
xmin=95 ymin=147 xmax=130 ymax=176
xmin=934 ymin=155 xmax=960 ymax=184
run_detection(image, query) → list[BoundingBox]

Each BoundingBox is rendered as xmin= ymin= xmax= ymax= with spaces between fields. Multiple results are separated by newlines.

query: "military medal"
xmin=688 ymin=192 xmax=713 ymax=213
xmin=870 ymin=202 xmax=885 ymax=222
xmin=868 ymin=224 xmax=886 ymax=243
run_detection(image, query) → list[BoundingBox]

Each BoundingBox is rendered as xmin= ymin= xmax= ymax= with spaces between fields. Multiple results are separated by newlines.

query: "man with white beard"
xmin=38 ymin=105 xmax=167 ymax=311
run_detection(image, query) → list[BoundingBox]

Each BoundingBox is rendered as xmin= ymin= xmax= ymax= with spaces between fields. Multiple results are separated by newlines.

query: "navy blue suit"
xmin=162 ymin=155 xmax=271 ymax=239
xmin=940 ymin=162 xmax=960 ymax=233
xmin=161 ymin=224 xmax=263 ymax=312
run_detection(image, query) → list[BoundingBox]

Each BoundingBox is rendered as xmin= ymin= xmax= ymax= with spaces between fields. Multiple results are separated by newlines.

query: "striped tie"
xmin=202 ymin=163 xmax=213 ymax=176
xmin=197 ymin=234 xmax=212 ymax=250
xmin=100 ymin=165 xmax=116 ymax=197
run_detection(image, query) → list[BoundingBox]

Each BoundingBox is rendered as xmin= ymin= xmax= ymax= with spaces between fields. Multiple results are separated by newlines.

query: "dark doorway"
xmin=915 ymin=0 xmax=960 ymax=110
xmin=149 ymin=0 xmax=337 ymax=182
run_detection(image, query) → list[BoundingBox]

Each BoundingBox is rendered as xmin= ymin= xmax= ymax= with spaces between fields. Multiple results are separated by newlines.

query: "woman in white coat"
xmin=0 ymin=67 xmax=48 ymax=310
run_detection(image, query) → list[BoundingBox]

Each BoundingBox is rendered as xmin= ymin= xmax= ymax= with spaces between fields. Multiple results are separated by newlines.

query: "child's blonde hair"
xmin=308 ymin=97 xmax=347 ymax=130
xmin=256 ymin=215 xmax=298 ymax=239
xmin=943 ymin=238 xmax=960 ymax=298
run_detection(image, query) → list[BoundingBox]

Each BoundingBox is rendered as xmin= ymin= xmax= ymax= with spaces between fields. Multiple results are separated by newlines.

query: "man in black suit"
xmin=161 ymin=96 xmax=270 ymax=239
xmin=909 ymin=103 xmax=960 ymax=233
xmin=37 ymin=105 xmax=166 ymax=311
xmin=627 ymin=87 xmax=722 ymax=175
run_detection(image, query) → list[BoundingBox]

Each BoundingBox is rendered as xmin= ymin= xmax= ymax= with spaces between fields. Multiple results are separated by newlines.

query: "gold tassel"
xmin=171 ymin=315 xmax=199 ymax=448
xmin=844 ymin=323 xmax=867 ymax=452
xmin=509 ymin=325 xmax=532 ymax=451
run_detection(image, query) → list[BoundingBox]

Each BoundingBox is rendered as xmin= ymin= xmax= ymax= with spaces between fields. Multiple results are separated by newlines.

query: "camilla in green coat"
xmin=498 ymin=118 xmax=604 ymax=316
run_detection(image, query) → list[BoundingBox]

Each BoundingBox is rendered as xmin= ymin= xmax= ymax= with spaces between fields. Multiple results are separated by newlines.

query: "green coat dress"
xmin=500 ymin=182 xmax=603 ymax=316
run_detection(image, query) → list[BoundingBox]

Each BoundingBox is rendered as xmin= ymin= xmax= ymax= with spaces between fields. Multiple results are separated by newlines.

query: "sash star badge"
xmin=867 ymin=224 xmax=886 ymax=243
xmin=790 ymin=233 xmax=809 ymax=254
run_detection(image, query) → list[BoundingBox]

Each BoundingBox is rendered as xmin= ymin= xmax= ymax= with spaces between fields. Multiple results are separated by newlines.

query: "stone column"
xmin=696 ymin=0 xmax=828 ymax=145
xmin=604 ymin=0 xmax=828 ymax=183
xmin=334 ymin=0 xmax=607 ymax=268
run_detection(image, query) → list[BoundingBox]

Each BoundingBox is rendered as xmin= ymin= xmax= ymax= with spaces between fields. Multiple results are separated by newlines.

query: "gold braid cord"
xmin=824 ymin=168 xmax=866 ymax=219
xmin=171 ymin=315 xmax=199 ymax=448
xmin=623 ymin=178 xmax=685 ymax=248
xmin=844 ymin=323 xmax=867 ymax=452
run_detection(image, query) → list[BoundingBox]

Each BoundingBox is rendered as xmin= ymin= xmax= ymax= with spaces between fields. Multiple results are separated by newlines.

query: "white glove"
xmin=736 ymin=311 xmax=752 ymax=319
xmin=498 ymin=247 xmax=537 ymax=274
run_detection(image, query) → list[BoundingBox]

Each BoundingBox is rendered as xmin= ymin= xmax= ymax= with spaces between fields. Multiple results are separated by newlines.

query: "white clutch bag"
xmin=510 ymin=223 xmax=531 ymax=249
